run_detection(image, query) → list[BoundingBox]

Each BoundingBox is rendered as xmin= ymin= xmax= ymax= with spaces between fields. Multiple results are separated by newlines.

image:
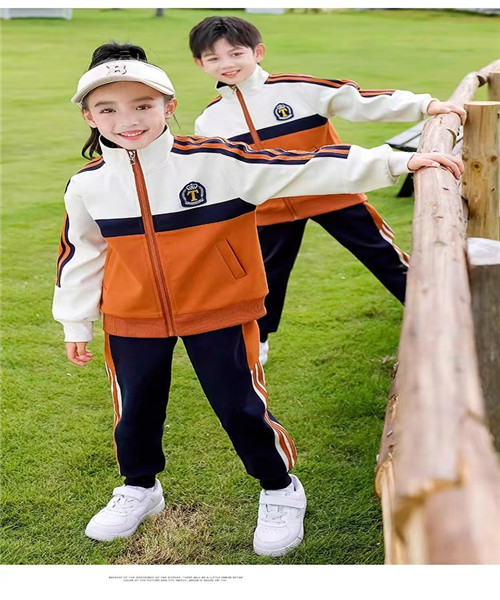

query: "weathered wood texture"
xmin=487 ymin=71 xmax=500 ymax=100
xmin=463 ymin=102 xmax=500 ymax=239
xmin=375 ymin=60 xmax=500 ymax=564
xmin=375 ymin=368 xmax=408 ymax=564
xmin=467 ymin=237 xmax=500 ymax=450
xmin=477 ymin=60 xmax=500 ymax=86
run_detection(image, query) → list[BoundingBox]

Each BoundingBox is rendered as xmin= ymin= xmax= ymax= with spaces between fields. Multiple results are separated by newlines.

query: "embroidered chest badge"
xmin=179 ymin=182 xmax=207 ymax=207
xmin=273 ymin=103 xmax=294 ymax=121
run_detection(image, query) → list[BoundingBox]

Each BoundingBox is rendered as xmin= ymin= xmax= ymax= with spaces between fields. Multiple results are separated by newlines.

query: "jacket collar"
xmin=216 ymin=64 xmax=269 ymax=99
xmin=100 ymin=126 xmax=174 ymax=171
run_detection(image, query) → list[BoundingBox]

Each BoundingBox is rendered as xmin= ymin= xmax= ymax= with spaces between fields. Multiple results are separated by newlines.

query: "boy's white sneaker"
xmin=259 ymin=340 xmax=269 ymax=366
xmin=85 ymin=479 xmax=165 ymax=542
xmin=253 ymin=474 xmax=306 ymax=557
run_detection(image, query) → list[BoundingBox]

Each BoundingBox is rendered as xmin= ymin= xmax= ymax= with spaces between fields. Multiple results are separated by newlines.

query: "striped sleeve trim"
xmin=77 ymin=156 xmax=105 ymax=174
xmin=359 ymin=89 xmax=395 ymax=97
xmin=205 ymin=95 xmax=223 ymax=109
xmin=56 ymin=213 xmax=75 ymax=287
xmin=173 ymin=136 xmax=351 ymax=164
xmin=266 ymin=74 xmax=395 ymax=97
xmin=266 ymin=73 xmax=359 ymax=90
xmin=314 ymin=145 xmax=350 ymax=159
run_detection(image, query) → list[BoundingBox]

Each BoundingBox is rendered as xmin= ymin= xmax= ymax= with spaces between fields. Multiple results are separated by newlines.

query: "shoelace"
xmin=106 ymin=494 xmax=140 ymax=515
xmin=262 ymin=503 xmax=288 ymax=524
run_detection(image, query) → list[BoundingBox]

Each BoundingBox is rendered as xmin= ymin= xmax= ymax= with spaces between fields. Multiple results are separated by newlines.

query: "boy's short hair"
xmin=189 ymin=16 xmax=262 ymax=59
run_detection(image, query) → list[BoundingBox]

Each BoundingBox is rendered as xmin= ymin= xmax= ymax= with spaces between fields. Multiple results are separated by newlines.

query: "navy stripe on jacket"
xmin=229 ymin=114 xmax=328 ymax=145
xmin=96 ymin=198 xmax=256 ymax=238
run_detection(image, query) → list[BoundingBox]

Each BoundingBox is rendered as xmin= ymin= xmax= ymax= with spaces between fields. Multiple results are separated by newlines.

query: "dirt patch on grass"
xmin=111 ymin=504 xmax=213 ymax=565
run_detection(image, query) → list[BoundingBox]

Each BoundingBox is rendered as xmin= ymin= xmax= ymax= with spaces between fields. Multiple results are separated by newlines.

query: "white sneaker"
xmin=253 ymin=474 xmax=306 ymax=557
xmin=85 ymin=479 xmax=165 ymax=541
xmin=259 ymin=340 xmax=269 ymax=366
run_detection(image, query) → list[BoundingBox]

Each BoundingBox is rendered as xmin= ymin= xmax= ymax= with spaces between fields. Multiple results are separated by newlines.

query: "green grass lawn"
xmin=1 ymin=8 xmax=498 ymax=566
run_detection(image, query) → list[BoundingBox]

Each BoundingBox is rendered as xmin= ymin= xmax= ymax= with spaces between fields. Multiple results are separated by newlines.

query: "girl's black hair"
xmin=189 ymin=16 xmax=262 ymax=59
xmin=81 ymin=42 xmax=148 ymax=159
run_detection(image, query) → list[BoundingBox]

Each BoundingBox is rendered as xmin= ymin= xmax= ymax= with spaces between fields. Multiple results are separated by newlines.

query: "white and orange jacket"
xmin=53 ymin=128 xmax=411 ymax=342
xmin=195 ymin=65 xmax=433 ymax=225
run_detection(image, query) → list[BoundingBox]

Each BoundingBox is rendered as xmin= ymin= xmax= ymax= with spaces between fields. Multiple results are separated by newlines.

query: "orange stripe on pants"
xmin=242 ymin=321 xmax=297 ymax=470
xmin=104 ymin=333 xmax=122 ymax=473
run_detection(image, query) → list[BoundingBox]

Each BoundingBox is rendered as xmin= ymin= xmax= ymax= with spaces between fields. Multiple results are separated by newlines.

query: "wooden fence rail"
xmin=375 ymin=59 xmax=500 ymax=564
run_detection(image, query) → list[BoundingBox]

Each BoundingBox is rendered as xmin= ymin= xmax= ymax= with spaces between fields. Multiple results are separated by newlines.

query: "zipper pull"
xmin=128 ymin=150 xmax=136 ymax=165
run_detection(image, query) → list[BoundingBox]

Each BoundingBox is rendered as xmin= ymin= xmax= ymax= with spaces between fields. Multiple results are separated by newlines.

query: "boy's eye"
xmin=137 ymin=105 xmax=150 ymax=110
xmin=100 ymin=108 xmax=114 ymax=114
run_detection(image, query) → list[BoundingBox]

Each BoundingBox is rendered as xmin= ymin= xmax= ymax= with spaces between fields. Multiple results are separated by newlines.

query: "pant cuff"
xmin=124 ymin=476 xmax=157 ymax=488
xmin=259 ymin=473 xmax=292 ymax=490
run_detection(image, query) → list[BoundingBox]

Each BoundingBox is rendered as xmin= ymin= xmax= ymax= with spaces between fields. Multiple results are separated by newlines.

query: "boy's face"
xmin=195 ymin=38 xmax=265 ymax=86
xmin=81 ymin=81 xmax=177 ymax=150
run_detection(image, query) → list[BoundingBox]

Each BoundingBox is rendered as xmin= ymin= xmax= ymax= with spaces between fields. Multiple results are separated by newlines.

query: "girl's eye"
xmin=100 ymin=108 xmax=114 ymax=114
xmin=137 ymin=105 xmax=150 ymax=110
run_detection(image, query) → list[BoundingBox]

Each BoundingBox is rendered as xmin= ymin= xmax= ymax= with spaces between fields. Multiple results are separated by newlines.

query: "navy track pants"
xmin=104 ymin=321 xmax=295 ymax=490
xmin=257 ymin=202 xmax=409 ymax=340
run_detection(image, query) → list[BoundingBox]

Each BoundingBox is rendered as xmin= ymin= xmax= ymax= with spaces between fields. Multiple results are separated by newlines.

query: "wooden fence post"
xmin=467 ymin=237 xmax=500 ymax=451
xmin=488 ymin=71 xmax=500 ymax=101
xmin=375 ymin=60 xmax=500 ymax=564
xmin=463 ymin=101 xmax=500 ymax=240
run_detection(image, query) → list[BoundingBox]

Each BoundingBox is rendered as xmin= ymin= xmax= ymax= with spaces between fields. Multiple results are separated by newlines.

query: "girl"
xmin=53 ymin=42 xmax=462 ymax=556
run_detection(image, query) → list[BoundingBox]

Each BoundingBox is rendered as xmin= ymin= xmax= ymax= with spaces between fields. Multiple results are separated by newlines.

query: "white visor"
xmin=72 ymin=60 xmax=175 ymax=105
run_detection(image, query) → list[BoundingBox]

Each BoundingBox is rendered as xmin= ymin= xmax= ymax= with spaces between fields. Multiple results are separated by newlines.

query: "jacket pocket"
xmin=100 ymin=237 xmax=161 ymax=318
xmin=216 ymin=239 xmax=247 ymax=280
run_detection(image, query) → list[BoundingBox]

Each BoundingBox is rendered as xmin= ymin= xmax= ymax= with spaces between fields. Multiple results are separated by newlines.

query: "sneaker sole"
xmin=85 ymin=497 xmax=165 ymax=542
xmin=253 ymin=524 xmax=304 ymax=557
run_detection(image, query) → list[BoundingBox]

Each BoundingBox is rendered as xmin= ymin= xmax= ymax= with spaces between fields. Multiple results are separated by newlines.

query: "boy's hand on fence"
xmin=66 ymin=342 xmax=93 ymax=366
xmin=408 ymin=153 xmax=464 ymax=179
xmin=427 ymin=100 xmax=467 ymax=125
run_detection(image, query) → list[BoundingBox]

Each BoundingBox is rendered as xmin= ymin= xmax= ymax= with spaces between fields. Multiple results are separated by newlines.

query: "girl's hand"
xmin=427 ymin=100 xmax=467 ymax=125
xmin=408 ymin=153 xmax=464 ymax=180
xmin=66 ymin=342 xmax=93 ymax=366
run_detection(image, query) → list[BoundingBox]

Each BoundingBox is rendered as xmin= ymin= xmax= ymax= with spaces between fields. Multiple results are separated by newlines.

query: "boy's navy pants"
xmin=257 ymin=202 xmax=409 ymax=341
xmin=104 ymin=321 xmax=295 ymax=490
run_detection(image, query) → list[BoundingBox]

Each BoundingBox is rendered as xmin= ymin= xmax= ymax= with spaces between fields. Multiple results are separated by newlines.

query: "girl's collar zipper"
xmin=128 ymin=150 xmax=174 ymax=336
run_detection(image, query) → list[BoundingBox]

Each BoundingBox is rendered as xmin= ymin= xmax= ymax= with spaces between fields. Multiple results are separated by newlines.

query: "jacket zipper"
xmin=235 ymin=87 xmax=297 ymax=219
xmin=128 ymin=150 xmax=174 ymax=336
xmin=235 ymin=87 xmax=265 ymax=150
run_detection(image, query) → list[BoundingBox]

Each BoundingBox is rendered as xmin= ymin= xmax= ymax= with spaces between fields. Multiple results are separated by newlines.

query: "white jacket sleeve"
xmin=194 ymin=116 xmax=204 ymax=136
xmin=224 ymin=141 xmax=411 ymax=206
xmin=313 ymin=79 xmax=433 ymax=122
xmin=52 ymin=179 xmax=107 ymax=342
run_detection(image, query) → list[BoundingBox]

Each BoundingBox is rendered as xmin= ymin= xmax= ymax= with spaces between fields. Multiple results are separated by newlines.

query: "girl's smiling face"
xmin=81 ymin=81 xmax=176 ymax=150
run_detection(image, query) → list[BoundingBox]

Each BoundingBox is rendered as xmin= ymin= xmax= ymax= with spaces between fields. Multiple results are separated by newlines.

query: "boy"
xmin=190 ymin=16 xmax=466 ymax=364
